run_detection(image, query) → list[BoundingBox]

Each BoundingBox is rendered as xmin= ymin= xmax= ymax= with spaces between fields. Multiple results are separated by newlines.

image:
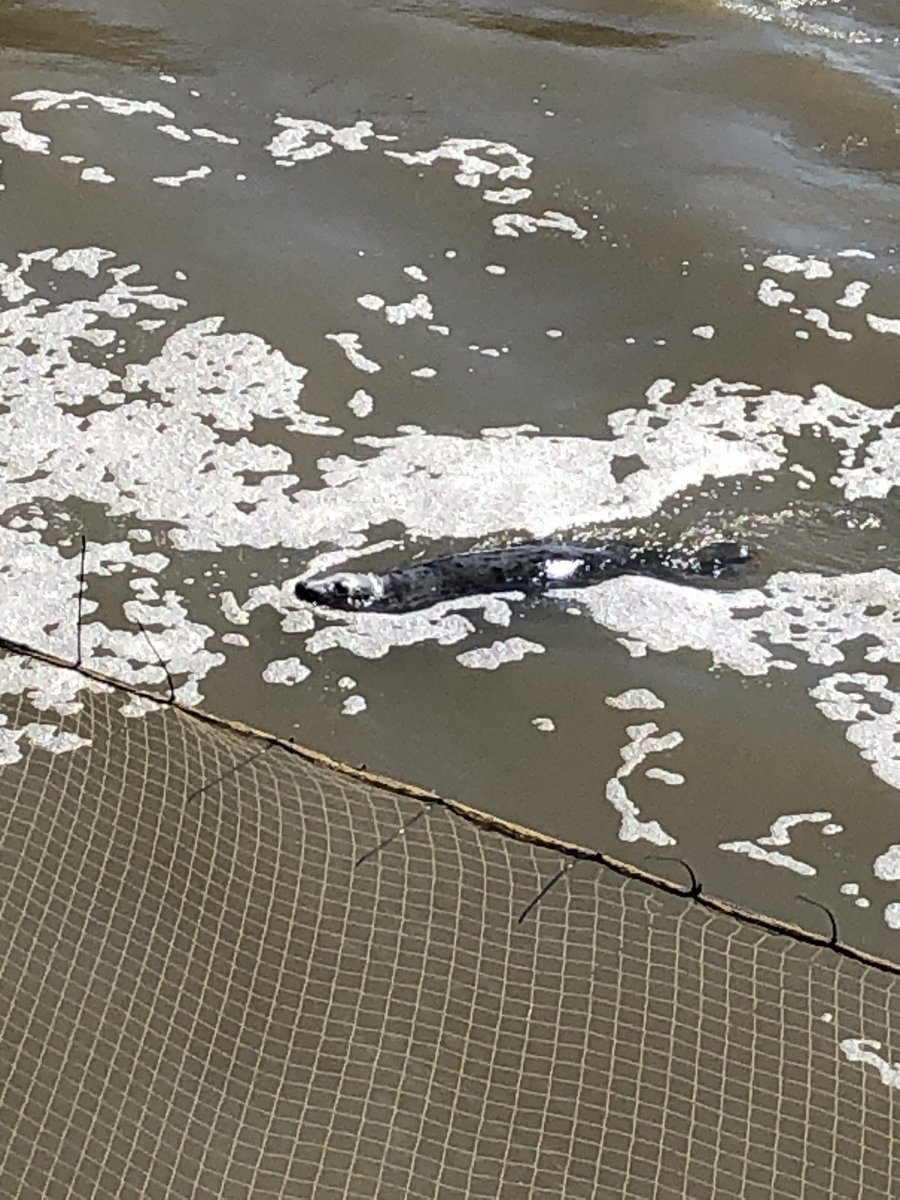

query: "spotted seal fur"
xmin=294 ymin=537 xmax=751 ymax=614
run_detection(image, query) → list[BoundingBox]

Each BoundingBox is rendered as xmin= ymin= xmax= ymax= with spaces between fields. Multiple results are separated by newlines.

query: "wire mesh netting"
xmin=0 ymin=645 xmax=898 ymax=1198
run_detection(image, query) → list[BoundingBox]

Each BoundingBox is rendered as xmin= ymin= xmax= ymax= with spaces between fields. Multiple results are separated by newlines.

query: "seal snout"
xmin=293 ymin=570 xmax=385 ymax=612
xmin=293 ymin=579 xmax=323 ymax=604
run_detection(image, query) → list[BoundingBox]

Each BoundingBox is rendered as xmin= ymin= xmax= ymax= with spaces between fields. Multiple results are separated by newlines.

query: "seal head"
xmin=294 ymin=571 xmax=386 ymax=612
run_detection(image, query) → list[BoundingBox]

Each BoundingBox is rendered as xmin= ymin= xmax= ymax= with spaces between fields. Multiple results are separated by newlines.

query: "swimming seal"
xmin=294 ymin=537 xmax=751 ymax=614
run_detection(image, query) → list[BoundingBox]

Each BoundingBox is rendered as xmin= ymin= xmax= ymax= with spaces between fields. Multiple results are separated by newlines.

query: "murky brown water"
xmin=1 ymin=0 xmax=899 ymax=958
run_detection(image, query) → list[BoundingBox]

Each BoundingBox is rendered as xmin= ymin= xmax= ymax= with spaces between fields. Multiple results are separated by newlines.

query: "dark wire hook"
xmin=796 ymin=895 xmax=840 ymax=949
xmin=651 ymin=855 xmax=702 ymax=899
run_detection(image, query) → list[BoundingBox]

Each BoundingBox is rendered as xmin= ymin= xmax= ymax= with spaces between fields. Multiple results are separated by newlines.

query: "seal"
xmin=294 ymin=537 xmax=751 ymax=614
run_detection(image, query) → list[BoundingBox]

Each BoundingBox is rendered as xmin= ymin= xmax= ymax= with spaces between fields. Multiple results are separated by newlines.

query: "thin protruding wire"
xmin=185 ymin=740 xmax=278 ymax=805
xmin=75 ymin=534 xmax=87 ymax=667
xmin=355 ymin=807 xmax=428 ymax=868
xmin=518 ymin=859 xmax=576 ymax=925
xmin=133 ymin=619 xmax=176 ymax=704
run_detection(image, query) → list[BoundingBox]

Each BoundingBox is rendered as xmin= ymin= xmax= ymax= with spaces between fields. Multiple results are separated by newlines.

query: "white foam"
xmin=306 ymin=605 xmax=477 ymax=660
xmin=758 ymin=811 xmax=833 ymax=847
xmin=718 ymin=842 xmax=816 ymax=876
xmin=837 ymin=426 xmax=900 ymax=499
xmin=717 ymin=807 xmax=843 ymax=876
xmin=325 ymin=331 xmax=381 ymax=373
xmin=157 ymin=124 xmax=192 ymax=142
xmin=193 ymin=127 xmax=239 ymax=145
xmin=123 ymin=316 xmax=335 ymax=435
xmin=763 ymin=254 xmax=833 ymax=280
xmin=811 ymin=673 xmax=900 ymax=790
xmin=0 ymin=111 xmax=50 ymax=154
xmin=645 ymin=768 xmax=685 ymax=785
xmin=604 ymin=720 xmax=680 ymax=846
xmin=804 ymin=307 xmax=852 ymax=341
xmin=153 ymin=165 xmax=211 ymax=187
xmin=262 ymin=657 xmax=311 ymax=685
xmin=386 ymin=294 xmax=434 ymax=325
xmin=836 ymin=281 xmax=870 ymax=309
xmin=15 ymin=89 xmax=175 ymax=119
xmin=873 ymin=845 xmax=900 ymax=883
xmin=493 ymin=211 xmax=588 ymax=241
xmin=356 ymin=293 xmax=384 ymax=311
xmin=385 ymin=136 xmax=532 ymax=188
xmin=867 ymin=313 xmax=900 ymax=336
xmin=80 ymin=166 xmax=115 ymax=184
xmin=456 ymin=637 xmax=545 ymax=670
xmin=52 ymin=248 xmax=115 ymax=277
xmin=483 ymin=187 xmax=532 ymax=204
xmin=266 ymin=117 xmax=375 ymax=163
xmin=0 ymin=654 xmax=110 ymax=719
xmin=757 ymin=278 xmax=795 ymax=307
xmin=840 ymin=1040 xmax=900 ymax=1090
xmin=220 ymin=591 xmax=250 ymax=625
xmin=481 ymin=598 xmax=513 ymax=626
xmin=606 ymin=689 xmax=666 ymax=711
xmin=0 ymin=719 xmax=91 ymax=766
xmin=348 ymin=389 xmax=374 ymax=418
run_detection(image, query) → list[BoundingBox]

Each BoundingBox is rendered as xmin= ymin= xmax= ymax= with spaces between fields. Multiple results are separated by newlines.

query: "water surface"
xmin=0 ymin=0 xmax=899 ymax=959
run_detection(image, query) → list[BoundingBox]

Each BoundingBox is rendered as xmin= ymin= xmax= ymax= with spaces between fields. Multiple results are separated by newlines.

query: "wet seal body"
xmin=294 ymin=538 xmax=751 ymax=614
